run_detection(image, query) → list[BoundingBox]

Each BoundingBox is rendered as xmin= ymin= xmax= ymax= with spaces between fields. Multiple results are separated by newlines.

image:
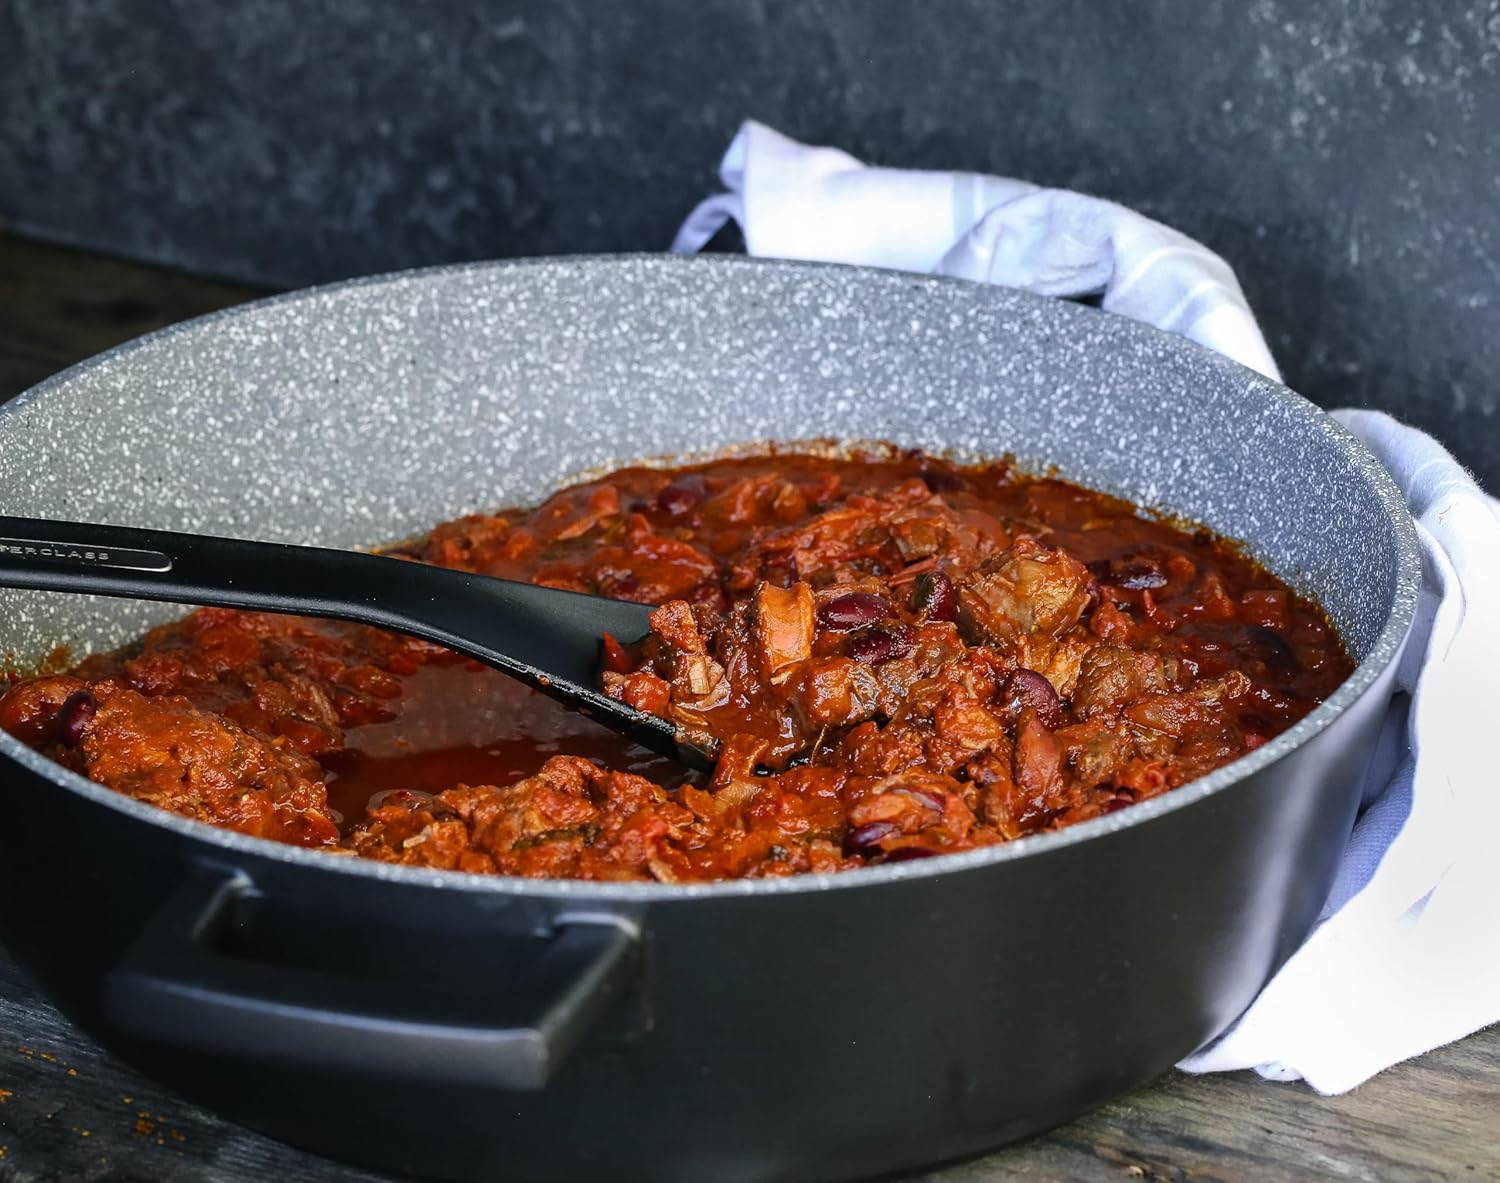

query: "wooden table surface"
xmin=0 ymin=232 xmax=1495 ymax=1183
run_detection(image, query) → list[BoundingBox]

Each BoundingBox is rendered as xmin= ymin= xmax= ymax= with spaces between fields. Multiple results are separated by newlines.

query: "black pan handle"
xmin=104 ymin=872 xmax=641 ymax=1090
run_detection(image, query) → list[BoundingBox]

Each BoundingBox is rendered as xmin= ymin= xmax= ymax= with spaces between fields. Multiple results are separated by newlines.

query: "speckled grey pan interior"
xmin=0 ymin=254 xmax=1419 ymax=893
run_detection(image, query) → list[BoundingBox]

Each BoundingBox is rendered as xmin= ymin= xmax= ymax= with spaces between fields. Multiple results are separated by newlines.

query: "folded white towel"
xmin=672 ymin=121 xmax=1500 ymax=1094
xmin=672 ymin=120 xmax=1281 ymax=381
xmin=1181 ymin=410 xmax=1500 ymax=1092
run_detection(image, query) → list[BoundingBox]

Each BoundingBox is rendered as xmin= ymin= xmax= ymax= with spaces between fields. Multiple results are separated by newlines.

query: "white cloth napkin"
xmin=1181 ymin=410 xmax=1500 ymax=1092
xmin=672 ymin=120 xmax=1282 ymax=382
xmin=671 ymin=121 xmax=1500 ymax=1094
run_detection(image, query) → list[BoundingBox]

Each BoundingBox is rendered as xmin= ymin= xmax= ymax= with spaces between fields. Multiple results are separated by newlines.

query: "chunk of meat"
xmin=752 ymin=581 xmax=815 ymax=685
xmin=958 ymin=539 xmax=1093 ymax=647
xmin=1012 ymin=708 xmax=1066 ymax=812
xmin=420 ymin=513 xmax=514 ymax=571
xmin=78 ymin=682 xmax=339 ymax=847
xmin=1020 ymin=634 xmax=1093 ymax=700
xmin=1071 ymin=646 xmax=1168 ymax=719
xmin=741 ymin=504 xmax=878 ymax=580
xmin=0 ymin=674 xmax=89 ymax=747
xmin=702 ymin=474 xmax=783 ymax=525
xmin=345 ymin=755 xmax=702 ymax=880
xmin=963 ymin=748 xmax=1025 ymax=838
xmin=792 ymin=657 xmax=881 ymax=728
xmin=889 ymin=515 xmax=947 ymax=560
xmin=1192 ymin=670 xmax=1252 ymax=706
xmin=1126 ymin=693 xmax=1214 ymax=738
xmin=230 ymin=669 xmax=345 ymax=755
xmin=845 ymin=770 xmax=977 ymax=852
xmin=649 ymin=600 xmax=707 ymax=655
xmin=1053 ymin=717 xmax=1134 ymax=787
xmin=1089 ymin=599 xmax=1134 ymax=644
xmin=549 ymin=484 xmax=622 ymax=541
xmin=932 ymin=685 xmax=1008 ymax=753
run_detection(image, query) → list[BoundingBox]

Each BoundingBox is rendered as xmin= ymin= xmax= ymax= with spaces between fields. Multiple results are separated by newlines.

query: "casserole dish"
xmin=0 ymin=256 xmax=1419 ymax=1182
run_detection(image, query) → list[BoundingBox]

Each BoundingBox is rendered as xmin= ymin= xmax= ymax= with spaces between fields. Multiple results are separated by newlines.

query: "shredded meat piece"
xmin=751 ymin=582 xmax=816 ymax=684
xmin=1012 ymin=708 xmax=1067 ymax=814
xmin=1072 ymin=647 xmax=1168 ymax=719
xmin=77 ymin=681 xmax=338 ymax=846
xmin=791 ymin=658 xmax=881 ymax=729
xmin=648 ymin=600 xmax=707 ymax=655
xmin=958 ymin=539 xmax=1094 ymax=647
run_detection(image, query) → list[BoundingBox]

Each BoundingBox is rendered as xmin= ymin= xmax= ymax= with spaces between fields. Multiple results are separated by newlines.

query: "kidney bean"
xmin=1248 ymin=625 xmax=1301 ymax=672
xmin=1118 ymin=564 xmax=1167 ymax=590
xmin=817 ymin=592 xmax=894 ymax=632
xmin=57 ymin=690 xmax=96 ymax=746
xmin=920 ymin=468 xmax=966 ymax=494
xmin=883 ymin=846 xmax=938 ymax=862
xmin=692 ymin=582 xmax=732 ymax=615
xmin=847 ymin=623 xmax=915 ymax=664
xmin=1103 ymin=795 xmax=1133 ymax=814
xmin=602 ymin=574 xmax=640 ymax=600
xmin=657 ymin=484 xmax=701 ymax=517
xmin=1092 ymin=555 xmax=1168 ymax=590
xmin=843 ymin=820 xmax=898 ymax=855
xmin=911 ymin=571 xmax=956 ymax=622
xmin=1002 ymin=669 xmax=1063 ymax=729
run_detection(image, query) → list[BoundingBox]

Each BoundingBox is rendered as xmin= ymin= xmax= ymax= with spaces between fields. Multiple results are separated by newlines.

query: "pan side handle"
xmin=104 ymin=870 xmax=640 ymax=1090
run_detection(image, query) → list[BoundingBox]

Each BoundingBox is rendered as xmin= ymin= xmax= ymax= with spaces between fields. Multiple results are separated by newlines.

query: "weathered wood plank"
xmin=0 ymin=233 xmax=262 ymax=402
xmin=2 ymin=950 xmax=1496 ymax=1183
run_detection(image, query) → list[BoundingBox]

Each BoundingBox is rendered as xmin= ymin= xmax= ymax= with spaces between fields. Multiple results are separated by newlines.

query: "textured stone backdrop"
xmin=1 ymin=0 xmax=1496 ymax=486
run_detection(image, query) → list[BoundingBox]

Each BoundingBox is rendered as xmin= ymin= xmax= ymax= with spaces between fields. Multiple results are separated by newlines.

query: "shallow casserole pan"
xmin=0 ymin=256 xmax=1419 ymax=1182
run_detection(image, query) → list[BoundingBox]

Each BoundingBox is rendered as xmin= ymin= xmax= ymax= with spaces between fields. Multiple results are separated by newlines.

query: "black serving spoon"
xmin=0 ymin=516 xmax=716 ymax=771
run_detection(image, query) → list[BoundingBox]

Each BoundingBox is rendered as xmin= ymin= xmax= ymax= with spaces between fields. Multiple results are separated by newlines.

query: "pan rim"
xmin=0 ymin=252 xmax=1422 ymax=901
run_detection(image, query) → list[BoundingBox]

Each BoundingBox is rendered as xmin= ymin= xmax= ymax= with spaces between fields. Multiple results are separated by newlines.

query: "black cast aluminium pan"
xmin=0 ymin=256 xmax=1418 ymax=1182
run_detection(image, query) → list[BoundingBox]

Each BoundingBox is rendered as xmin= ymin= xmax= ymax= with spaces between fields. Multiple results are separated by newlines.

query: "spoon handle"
xmin=0 ymin=516 xmax=705 ymax=768
xmin=0 ymin=514 xmax=448 ymax=624
xmin=0 ymin=515 xmax=647 ymax=664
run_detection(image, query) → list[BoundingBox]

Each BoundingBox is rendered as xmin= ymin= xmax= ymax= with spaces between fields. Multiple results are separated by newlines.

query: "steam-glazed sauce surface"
xmin=0 ymin=450 xmax=1353 ymax=881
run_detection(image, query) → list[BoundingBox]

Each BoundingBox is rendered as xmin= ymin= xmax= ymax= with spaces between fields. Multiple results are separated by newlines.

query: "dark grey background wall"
xmin=2 ymin=0 xmax=1497 ymax=486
